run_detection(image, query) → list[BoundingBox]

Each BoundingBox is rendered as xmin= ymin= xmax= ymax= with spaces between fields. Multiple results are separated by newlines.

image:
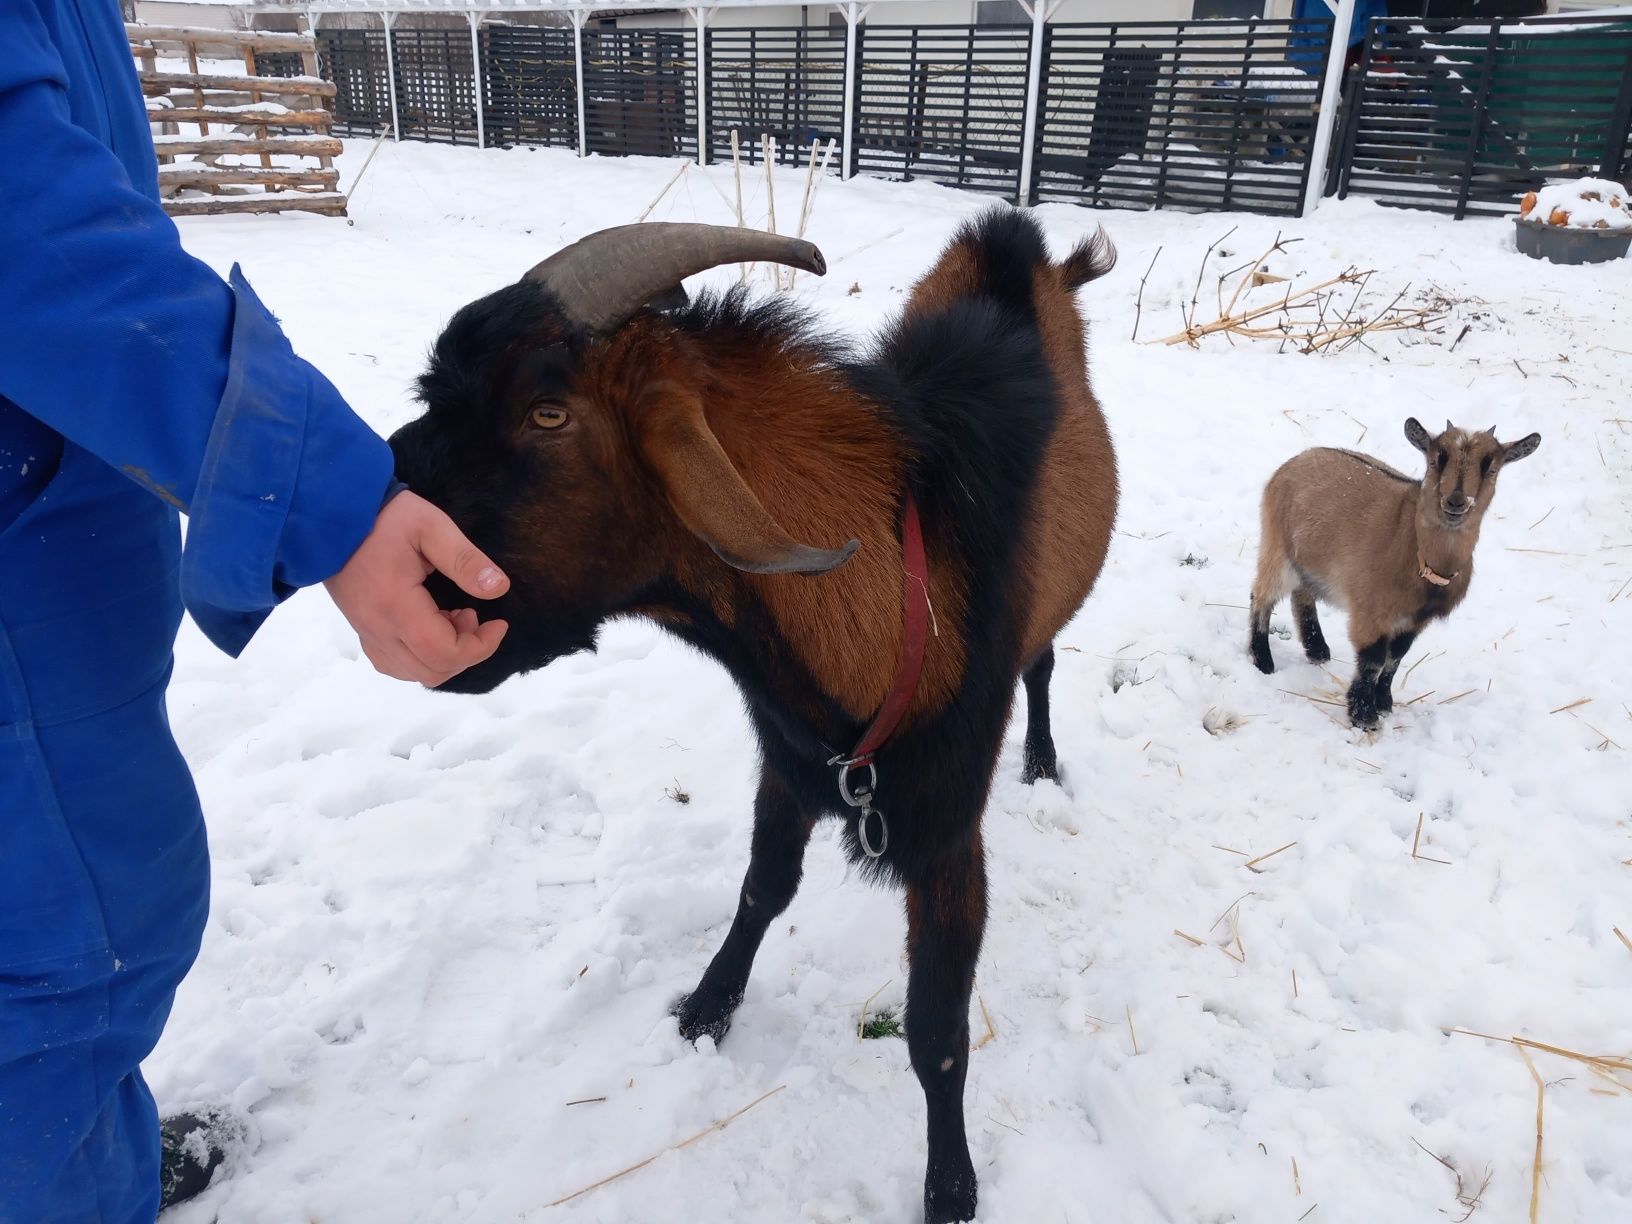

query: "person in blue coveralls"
xmin=1 ymin=3 xmax=515 ymax=1220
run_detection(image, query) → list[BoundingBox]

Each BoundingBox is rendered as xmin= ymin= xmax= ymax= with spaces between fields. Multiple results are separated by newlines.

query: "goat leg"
xmin=1346 ymin=637 xmax=1390 ymax=729
xmin=905 ymin=834 xmax=987 ymax=1224
xmin=672 ymin=771 xmax=814 ymax=1044
xmin=1292 ymin=587 xmax=1331 ymax=665
xmin=1374 ymin=630 xmax=1417 ymax=715
xmin=1020 ymin=647 xmax=1060 ymax=785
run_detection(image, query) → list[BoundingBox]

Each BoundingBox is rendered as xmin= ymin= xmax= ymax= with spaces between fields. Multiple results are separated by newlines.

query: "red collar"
xmin=830 ymin=495 xmax=930 ymax=858
xmin=846 ymin=495 xmax=929 ymax=768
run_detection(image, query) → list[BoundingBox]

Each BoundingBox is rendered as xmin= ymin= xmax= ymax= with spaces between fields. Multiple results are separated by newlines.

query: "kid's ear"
xmin=1502 ymin=432 xmax=1541 ymax=465
xmin=1404 ymin=418 xmax=1432 ymax=454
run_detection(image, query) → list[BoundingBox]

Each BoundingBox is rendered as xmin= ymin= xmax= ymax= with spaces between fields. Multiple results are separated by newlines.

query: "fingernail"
xmin=477 ymin=566 xmax=503 ymax=592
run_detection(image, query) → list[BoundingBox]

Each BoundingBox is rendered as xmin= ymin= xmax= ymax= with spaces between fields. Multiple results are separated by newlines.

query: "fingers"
xmin=397 ymin=589 xmax=508 ymax=684
xmin=413 ymin=501 xmax=510 ymax=601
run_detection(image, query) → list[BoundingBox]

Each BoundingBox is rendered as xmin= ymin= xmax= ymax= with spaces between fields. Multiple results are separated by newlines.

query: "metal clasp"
xmin=830 ymin=756 xmax=888 ymax=859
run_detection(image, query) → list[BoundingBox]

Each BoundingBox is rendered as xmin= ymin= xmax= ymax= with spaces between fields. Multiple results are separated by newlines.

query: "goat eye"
xmin=529 ymin=405 xmax=570 ymax=431
xmin=1480 ymin=455 xmax=1493 ymax=475
xmin=1436 ymin=451 xmax=1448 ymax=471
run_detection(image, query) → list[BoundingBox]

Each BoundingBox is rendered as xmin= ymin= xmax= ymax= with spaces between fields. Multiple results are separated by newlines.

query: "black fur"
xmin=1292 ymin=587 xmax=1330 ymax=664
xmin=1248 ymin=594 xmax=1275 ymax=674
xmin=393 ymin=208 xmax=1103 ymax=1224
xmin=1347 ymin=637 xmax=1391 ymax=729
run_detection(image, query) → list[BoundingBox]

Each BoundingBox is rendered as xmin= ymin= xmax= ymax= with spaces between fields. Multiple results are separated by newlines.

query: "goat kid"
xmin=1249 ymin=418 xmax=1540 ymax=728
xmin=387 ymin=209 xmax=1118 ymax=1222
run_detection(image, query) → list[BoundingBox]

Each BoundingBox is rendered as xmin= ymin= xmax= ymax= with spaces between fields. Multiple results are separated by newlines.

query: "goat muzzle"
xmin=522 ymin=223 xmax=828 ymax=334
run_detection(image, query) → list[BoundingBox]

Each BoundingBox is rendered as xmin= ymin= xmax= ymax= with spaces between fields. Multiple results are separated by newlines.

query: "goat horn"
xmin=523 ymin=223 xmax=827 ymax=334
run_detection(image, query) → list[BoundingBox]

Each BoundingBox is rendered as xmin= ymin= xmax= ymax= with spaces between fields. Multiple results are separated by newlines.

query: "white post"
xmin=382 ymin=11 xmax=400 ymax=142
xmin=1301 ymin=0 xmax=1359 ymax=216
xmin=841 ymin=2 xmax=863 ymax=180
xmin=468 ymin=11 xmax=485 ymax=149
xmin=693 ymin=5 xmax=709 ymax=168
xmin=1015 ymin=0 xmax=1053 ymax=208
xmin=571 ymin=9 xmax=588 ymax=158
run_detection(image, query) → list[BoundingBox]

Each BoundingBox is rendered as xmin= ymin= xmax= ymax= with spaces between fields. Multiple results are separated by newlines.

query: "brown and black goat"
xmin=1249 ymin=418 xmax=1540 ymax=729
xmin=388 ymin=210 xmax=1118 ymax=1222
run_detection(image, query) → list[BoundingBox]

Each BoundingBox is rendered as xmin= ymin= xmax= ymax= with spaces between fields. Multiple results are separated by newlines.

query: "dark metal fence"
xmin=318 ymin=29 xmax=392 ymax=137
xmin=484 ymin=25 xmax=578 ymax=150
xmin=851 ymin=24 xmax=1033 ymax=198
xmin=582 ymin=29 xmax=697 ymax=158
xmin=391 ymin=28 xmax=480 ymax=144
xmin=1031 ymin=19 xmax=1333 ymax=216
xmin=314 ymin=14 xmax=1632 ymax=221
xmin=706 ymin=27 xmax=847 ymax=166
xmin=1335 ymin=14 xmax=1632 ymax=217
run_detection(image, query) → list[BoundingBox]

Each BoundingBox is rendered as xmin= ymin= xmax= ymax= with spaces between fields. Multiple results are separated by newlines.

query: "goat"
xmin=1249 ymin=418 xmax=1540 ymax=728
xmin=387 ymin=209 xmax=1118 ymax=1222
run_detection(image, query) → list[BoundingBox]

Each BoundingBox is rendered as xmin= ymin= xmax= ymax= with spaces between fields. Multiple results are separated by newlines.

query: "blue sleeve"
xmin=0 ymin=3 xmax=394 ymax=656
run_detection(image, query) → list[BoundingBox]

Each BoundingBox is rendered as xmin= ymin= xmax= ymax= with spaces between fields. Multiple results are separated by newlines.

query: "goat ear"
xmin=1502 ymin=432 xmax=1541 ymax=465
xmin=1404 ymin=417 xmax=1432 ymax=454
xmin=637 ymin=389 xmax=859 ymax=576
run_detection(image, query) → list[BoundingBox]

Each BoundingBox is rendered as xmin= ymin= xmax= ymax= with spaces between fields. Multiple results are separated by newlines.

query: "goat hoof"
xmin=924 ymin=1160 xmax=978 ymax=1224
xmin=671 ymin=990 xmax=736 ymax=1045
xmin=1020 ymin=748 xmax=1059 ymax=785
xmin=1251 ymin=647 xmax=1275 ymax=675
xmin=1374 ymin=689 xmax=1394 ymax=715
xmin=1346 ymin=697 xmax=1379 ymax=730
xmin=1304 ymin=641 xmax=1331 ymax=664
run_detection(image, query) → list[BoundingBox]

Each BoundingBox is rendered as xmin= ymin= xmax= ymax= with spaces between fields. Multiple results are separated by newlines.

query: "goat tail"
xmin=1059 ymin=227 xmax=1116 ymax=292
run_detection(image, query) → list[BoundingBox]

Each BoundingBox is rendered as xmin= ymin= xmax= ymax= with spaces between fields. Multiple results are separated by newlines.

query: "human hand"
xmin=324 ymin=490 xmax=511 ymax=686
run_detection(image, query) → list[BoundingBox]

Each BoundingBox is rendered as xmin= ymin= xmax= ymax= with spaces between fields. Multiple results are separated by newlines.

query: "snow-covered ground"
xmin=153 ymin=141 xmax=1631 ymax=1224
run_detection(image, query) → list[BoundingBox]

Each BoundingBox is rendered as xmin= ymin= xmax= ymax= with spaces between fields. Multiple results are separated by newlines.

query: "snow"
xmin=151 ymin=139 xmax=1632 ymax=1223
xmin=1527 ymin=178 xmax=1632 ymax=232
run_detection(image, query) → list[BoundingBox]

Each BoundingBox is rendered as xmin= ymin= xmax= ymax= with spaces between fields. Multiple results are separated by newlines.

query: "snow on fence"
xmin=130 ymin=23 xmax=346 ymax=217
xmin=1334 ymin=12 xmax=1632 ymax=219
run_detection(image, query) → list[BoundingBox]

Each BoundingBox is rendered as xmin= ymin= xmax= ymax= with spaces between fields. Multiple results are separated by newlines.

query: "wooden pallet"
xmin=130 ymin=22 xmax=345 ymax=219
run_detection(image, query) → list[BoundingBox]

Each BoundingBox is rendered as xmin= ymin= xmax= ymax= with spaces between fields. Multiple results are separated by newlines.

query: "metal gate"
xmin=1335 ymin=14 xmax=1632 ymax=217
xmin=851 ymin=24 xmax=1032 ymax=198
xmin=580 ymin=29 xmax=697 ymax=159
xmin=706 ymin=27 xmax=847 ymax=166
xmin=1032 ymin=19 xmax=1332 ymax=216
xmin=483 ymin=25 xmax=579 ymax=150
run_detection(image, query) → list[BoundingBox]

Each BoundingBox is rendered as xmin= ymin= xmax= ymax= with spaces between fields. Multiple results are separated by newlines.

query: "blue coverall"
xmin=1 ymin=3 xmax=395 ymax=1219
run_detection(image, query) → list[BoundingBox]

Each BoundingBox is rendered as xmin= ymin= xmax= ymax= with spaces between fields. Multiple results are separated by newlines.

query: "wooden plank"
xmin=163 ymin=193 xmax=347 ymax=218
xmin=158 ymin=165 xmax=340 ymax=188
xmin=138 ymin=72 xmax=337 ymax=99
xmin=127 ymin=24 xmax=317 ymax=54
xmin=151 ymin=134 xmax=342 ymax=156
xmin=145 ymin=106 xmax=332 ymax=129
xmin=242 ymin=46 xmax=273 ymax=170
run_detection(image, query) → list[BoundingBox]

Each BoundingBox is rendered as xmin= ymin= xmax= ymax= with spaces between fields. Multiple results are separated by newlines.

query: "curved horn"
xmin=523 ymin=223 xmax=827 ymax=333
xmin=638 ymin=387 xmax=858 ymax=577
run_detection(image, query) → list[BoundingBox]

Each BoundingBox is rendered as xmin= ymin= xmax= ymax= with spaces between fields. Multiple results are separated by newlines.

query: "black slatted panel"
xmin=483 ymin=25 xmax=579 ymax=149
xmin=581 ymin=29 xmax=697 ymax=159
xmin=253 ymin=51 xmax=305 ymax=79
xmin=391 ymin=28 xmax=479 ymax=146
xmin=853 ymin=24 xmax=1032 ymax=198
xmin=319 ymin=29 xmax=391 ymax=137
xmin=1033 ymin=19 xmax=1332 ymax=216
xmin=1336 ymin=15 xmax=1632 ymax=218
xmin=707 ymin=27 xmax=846 ymax=167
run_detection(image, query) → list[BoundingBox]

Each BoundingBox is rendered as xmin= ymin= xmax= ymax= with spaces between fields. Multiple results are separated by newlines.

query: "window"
xmin=1192 ymin=0 xmax=1267 ymax=17
xmin=976 ymin=0 xmax=1030 ymax=25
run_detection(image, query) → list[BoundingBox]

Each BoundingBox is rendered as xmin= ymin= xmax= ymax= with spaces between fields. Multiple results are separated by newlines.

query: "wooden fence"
xmin=131 ymin=23 xmax=345 ymax=218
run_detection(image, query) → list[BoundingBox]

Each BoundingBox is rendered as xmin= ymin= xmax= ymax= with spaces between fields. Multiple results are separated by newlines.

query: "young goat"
xmin=1249 ymin=418 xmax=1540 ymax=728
xmin=388 ymin=209 xmax=1118 ymax=1222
